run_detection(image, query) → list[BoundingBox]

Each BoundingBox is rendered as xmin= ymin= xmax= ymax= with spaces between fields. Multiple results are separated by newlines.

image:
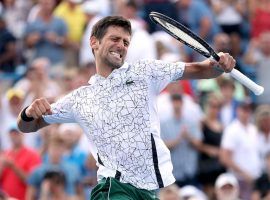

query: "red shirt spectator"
xmin=0 ymin=129 xmax=41 ymax=200
xmin=251 ymin=8 xmax=270 ymax=38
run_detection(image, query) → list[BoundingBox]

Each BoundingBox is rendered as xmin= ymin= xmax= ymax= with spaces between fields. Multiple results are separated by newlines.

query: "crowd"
xmin=0 ymin=0 xmax=270 ymax=199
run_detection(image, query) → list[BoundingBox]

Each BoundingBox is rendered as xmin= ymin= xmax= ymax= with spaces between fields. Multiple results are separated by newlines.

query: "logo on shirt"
xmin=125 ymin=80 xmax=134 ymax=85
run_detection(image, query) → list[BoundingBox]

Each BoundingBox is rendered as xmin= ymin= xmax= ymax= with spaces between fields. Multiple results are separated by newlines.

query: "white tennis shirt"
xmin=43 ymin=59 xmax=185 ymax=190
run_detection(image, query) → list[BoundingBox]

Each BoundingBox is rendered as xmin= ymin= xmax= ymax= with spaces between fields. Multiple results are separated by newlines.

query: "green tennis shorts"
xmin=90 ymin=177 xmax=159 ymax=200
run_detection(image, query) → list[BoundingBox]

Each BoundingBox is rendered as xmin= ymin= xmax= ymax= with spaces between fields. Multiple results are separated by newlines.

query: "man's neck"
xmin=96 ymin=66 xmax=113 ymax=78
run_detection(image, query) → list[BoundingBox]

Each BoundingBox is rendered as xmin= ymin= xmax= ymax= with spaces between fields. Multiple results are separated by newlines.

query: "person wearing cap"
xmin=0 ymin=125 xmax=41 ymax=200
xmin=215 ymin=173 xmax=241 ymax=200
xmin=220 ymin=100 xmax=261 ymax=200
xmin=54 ymin=0 xmax=86 ymax=66
xmin=0 ymin=88 xmax=25 ymax=150
xmin=179 ymin=185 xmax=207 ymax=200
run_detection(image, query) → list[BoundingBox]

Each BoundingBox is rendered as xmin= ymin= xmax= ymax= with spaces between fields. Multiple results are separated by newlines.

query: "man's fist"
xmin=26 ymin=98 xmax=52 ymax=119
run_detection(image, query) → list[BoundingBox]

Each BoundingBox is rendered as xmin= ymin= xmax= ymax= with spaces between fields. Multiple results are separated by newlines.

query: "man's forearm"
xmin=17 ymin=110 xmax=48 ymax=133
xmin=184 ymin=60 xmax=223 ymax=79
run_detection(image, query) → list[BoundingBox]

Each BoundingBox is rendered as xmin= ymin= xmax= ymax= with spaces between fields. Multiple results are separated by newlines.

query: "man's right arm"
xmin=17 ymin=98 xmax=51 ymax=133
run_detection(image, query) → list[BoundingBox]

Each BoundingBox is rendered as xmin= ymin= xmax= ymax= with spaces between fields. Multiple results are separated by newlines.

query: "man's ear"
xmin=90 ymin=36 xmax=99 ymax=52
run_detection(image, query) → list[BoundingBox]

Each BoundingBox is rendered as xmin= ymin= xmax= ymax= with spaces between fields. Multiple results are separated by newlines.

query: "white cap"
xmin=179 ymin=185 xmax=207 ymax=200
xmin=82 ymin=1 xmax=101 ymax=14
xmin=68 ymin=0 xmax=83 ymax=4
xmin=215 ymin=173 xmax=239 ymax=189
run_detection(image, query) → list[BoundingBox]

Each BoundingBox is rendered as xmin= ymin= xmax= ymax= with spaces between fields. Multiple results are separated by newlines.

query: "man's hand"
xmin=26 ymin=98 xmax=52 ymax=119
xmin=210 ymin=52 xmax=236 ymax=73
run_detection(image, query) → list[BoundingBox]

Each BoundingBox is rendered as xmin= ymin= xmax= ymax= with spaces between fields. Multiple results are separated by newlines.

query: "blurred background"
xmin=0 ymin=0 xmax=270 ymax=199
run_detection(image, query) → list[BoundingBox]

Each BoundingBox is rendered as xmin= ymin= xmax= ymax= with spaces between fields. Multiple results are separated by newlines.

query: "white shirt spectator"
xmin=222 ymin=119 xmax=262 ymax=179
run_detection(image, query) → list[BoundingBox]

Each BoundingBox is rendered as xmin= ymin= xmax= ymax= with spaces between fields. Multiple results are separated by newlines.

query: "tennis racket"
xmin=149 ymin=12 xmax=264 ymax=96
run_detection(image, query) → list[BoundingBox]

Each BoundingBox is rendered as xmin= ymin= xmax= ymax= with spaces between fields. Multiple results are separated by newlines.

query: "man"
xmin=160 ymin=94 xmax=202 ymax=187
xmin=17 ymin=16 xmax=235 ymax=199
xmin=24 ymin=0 xmax=67 ymax=65
xmin=220 ymin=101 xmax=261 ymax=200
xmin=0 ymin=126 xmax=41 ymax=200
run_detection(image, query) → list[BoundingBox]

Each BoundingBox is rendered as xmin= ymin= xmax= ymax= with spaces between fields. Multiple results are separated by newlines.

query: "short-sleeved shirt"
xmin=221 ymin=119 xmax=261 ymax=179
xmin=0 ymin=147 xmax=41 ymax=200
xmin=160 ymin=117 xmax=202 ymax=180
xmin=43 ymin=60 xmax=185 ymax=190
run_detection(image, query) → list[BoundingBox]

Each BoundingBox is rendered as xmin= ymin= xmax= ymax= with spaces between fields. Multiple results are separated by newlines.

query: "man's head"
xmin=8 ymin=125 xmax=24 ymax=148
xmin=90 ymin=16 xmax=132 ymax=70
xmin=215 ymin=173 xmax=239 ymax=200
xmin=255 ymin=105 xmax=270 ymax=134
xmin=42 ymin=170 xmax=66 ymax=193
xmin=236 ymin=100 xmax=252 ymax=124
xmin=218 ymin=78 xmax=235 ymax=102
xmin=170 ymin=94 xmax=183 ymax=115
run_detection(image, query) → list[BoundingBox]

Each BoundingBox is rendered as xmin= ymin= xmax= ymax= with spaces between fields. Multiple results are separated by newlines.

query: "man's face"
xmin=91 ymin=26 xmax=131 ymax=69
xmin=216 ymin=184 xmax=239 ymax=200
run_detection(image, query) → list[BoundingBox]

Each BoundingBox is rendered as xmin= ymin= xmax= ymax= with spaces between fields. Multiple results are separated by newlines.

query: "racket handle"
xmin=229 ymin=69 xmax=264 ymax=96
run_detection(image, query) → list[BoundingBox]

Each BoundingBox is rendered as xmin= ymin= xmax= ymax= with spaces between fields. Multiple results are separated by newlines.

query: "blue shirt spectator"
xmin=24 ymin=16 xmax=67 ymax=65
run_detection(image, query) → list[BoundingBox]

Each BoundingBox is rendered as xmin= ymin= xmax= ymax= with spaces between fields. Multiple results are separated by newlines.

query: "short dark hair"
xmin=43 ymin=170 xmax=66 ymax=186
xmin=91 ymin=16 xmax=132 ymax=40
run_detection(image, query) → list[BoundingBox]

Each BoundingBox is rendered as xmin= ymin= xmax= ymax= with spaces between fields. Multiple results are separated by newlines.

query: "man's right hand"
xmin=26 ymin=98 xmax=52 ymax=119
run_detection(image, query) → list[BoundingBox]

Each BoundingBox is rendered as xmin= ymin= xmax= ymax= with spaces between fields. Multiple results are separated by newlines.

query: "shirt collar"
xmin=88 ymin=62 xmax=129 ymax=85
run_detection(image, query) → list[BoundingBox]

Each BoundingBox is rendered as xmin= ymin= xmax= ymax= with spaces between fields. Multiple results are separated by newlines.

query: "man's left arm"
xmin=182 ymin=52 xmax=236 ymax=80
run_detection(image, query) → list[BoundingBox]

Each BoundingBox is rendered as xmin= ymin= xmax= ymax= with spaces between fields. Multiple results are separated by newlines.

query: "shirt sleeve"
xmin=43 ymin=91 xmax=77 ymax=124
xmin=138 ymin=60 xmax=185 ymax=94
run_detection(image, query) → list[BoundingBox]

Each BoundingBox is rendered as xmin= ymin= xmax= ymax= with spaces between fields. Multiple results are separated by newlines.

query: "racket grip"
xmin=229 ymin=69 xmax=264 ymax=96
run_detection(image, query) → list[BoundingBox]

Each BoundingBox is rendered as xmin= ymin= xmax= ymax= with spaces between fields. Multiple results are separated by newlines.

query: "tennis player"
xmin=17 ymin=16 xmax=235 ymax=200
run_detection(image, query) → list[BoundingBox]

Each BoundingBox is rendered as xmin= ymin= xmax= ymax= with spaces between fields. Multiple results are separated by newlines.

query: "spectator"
xmin=211 ymin=0 xmax=247 ymax=36
xmin=197 ymin=93 xmax=226 ymax=199
xmin=118 ymin=0 xmax=157 ymax=63
xmin=79 ymin=0 xmax=102 ymax=67
xmin=54 ymin=0 xmax=86 ymax=67
xmin=1 ymin=0 xmax=33 ymax=39
xmin=0 ymin=88 xmax=25 ymax=150
xmin=243 ymin=32 xmax=270 ymax=105
xmin=175 ymin=0 xmax=220 ymax=43
xmin=252 ymin=152 xmax=270 ymax=200
xmin=179 ymin=185 xmax=208 ymax=200
xmin=14 ymin=57 xmax=62 ymax=107
xmin=218 ymin=78 xmax=239 ymax=127
xmin=0 ymin=125 xmax=41 ymax=200
xmin=39 ymin=170 xmax=71 ymax=200
xmin=24 ymin=0 xmax=67 ymax=66
xmin=220 ymin=101 xmax=261 ymax=200
xmin=160 ymin=94 xmax=202 ymax=187
xmin=27 ymin=134 xmax=81 ymax=199
xmin=250 ymin=0 xmax=270 ymax=39
xmin=157 ymin=81 xmax=203 ymax=124
xmin=0 ymin=16 xmax=17 ymax=73
xmin=255 ymin=105 xmax=270 ymax=164
xmin=142 ymin=0 xmax=178 ymax=33
xmin=215 ymin=173 xmax=241 ymax=200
